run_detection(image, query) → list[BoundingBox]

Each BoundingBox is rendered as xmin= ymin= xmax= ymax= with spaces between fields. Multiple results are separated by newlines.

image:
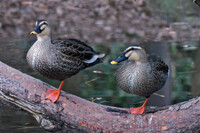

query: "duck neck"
xmin=138 ymin=54 xmax=147 ymax=63
xmin=37 ymin=35 xmax=51 ymax=42
xmin=135 ymin=59 xmax=146 ymax=65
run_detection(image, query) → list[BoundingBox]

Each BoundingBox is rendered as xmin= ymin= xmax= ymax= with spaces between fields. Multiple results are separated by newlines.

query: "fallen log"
xmin=0 ymin=61 xmax=199 ymax=132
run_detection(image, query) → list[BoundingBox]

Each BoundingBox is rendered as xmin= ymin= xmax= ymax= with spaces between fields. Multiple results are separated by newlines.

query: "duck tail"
xmin=86 ymin=53 xmax=105 ymax=67
xmin=97 ymin=53 xmax=105 ymax=58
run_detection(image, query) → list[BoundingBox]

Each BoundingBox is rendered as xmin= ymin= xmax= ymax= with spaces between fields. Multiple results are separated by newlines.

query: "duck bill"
xmin=30 ymin=31 xmax=38 ymax=35
xmin=111 ymin=53 xmax=128 ymax=65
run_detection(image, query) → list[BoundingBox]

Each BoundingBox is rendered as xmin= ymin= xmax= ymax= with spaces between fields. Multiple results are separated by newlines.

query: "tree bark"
xmin=0 ymin=61 xmax=199 ymax=132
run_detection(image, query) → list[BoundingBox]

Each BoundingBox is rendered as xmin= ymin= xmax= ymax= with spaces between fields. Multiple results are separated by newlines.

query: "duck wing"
xmin=52 ymin=38 xmax=101 ymax=64
xmin=148 ymin=55 xmax=169 ymax=74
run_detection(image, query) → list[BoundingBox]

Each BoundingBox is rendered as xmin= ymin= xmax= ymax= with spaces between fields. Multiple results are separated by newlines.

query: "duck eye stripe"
xmin=125 ymin=46 xmax=142 ymax=53
xmin=42 ymin=22 xmax=48 ymax=25
xmin=39 ymin=23 xmax=47 ymax=26
xmin=38 ymin=21 xmax=48 ymax=26
xmin=125 ymin=48 xmax=135 ymax=53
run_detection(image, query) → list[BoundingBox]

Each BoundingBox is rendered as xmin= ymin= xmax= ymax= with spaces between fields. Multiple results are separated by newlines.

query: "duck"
xmin=27 ymin=20 xmax=104 ymax=103
xmin=111 ymin=45 xmax=169 ymax=114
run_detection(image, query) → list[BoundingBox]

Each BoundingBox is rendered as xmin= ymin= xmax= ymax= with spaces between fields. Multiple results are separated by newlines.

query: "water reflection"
xmin=0 ymin=105 xmax=48 ymax=133
xmin=0 ymin=38 xmax=199 ymax=132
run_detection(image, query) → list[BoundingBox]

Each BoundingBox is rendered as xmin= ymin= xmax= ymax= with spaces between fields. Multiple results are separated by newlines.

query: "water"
xmin=0 ymin=38 xmax=199 ymax=132
xmin=0 ymin=105 xmax=47 ymax=133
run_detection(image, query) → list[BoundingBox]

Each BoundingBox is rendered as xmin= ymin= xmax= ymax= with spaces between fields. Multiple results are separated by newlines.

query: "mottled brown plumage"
xmin=27 ymin=38 xmax=101 ymax=81
xmin=116 ymin=54 xmax=168 ymax=97
xmin=111 ymin=45 xmax=169 ymax=114
xmin=27 ymin=20 xmax=104 ymax=102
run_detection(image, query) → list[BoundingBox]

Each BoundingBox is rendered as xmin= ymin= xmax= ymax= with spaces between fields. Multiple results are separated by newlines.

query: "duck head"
xmin=30 ymin=20 xmax=50 ymax=40
xmin=111 ymin=45 xmax=147 ymax=64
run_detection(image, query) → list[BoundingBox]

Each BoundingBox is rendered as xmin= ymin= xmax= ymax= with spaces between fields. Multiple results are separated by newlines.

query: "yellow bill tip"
xmin=30 ymin=31 xmax=38 ymax=35
xmin=110 ymin=61 xmax=118 ymax=65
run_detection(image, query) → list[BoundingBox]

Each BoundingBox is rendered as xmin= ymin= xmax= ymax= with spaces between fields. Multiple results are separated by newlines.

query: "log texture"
xmin=0 ymin=61 xmax=200 ymax=132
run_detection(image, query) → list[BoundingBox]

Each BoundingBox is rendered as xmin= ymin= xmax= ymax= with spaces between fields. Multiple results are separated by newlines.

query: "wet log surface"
xmin=0 ymin=61 xmax=200 ymax=132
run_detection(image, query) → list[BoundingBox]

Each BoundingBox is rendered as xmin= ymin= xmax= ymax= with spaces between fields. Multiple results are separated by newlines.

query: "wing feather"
xmin=52 ymin=38 xmax=97 ymax=62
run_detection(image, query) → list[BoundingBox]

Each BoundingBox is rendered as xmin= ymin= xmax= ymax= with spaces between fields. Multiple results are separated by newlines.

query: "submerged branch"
xmin=0 ymin=61 xmax=199 ymax=132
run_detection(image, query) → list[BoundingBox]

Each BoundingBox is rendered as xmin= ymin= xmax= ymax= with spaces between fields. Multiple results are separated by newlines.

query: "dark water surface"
xmin=0 ymin=37 xmax=199 ymax=132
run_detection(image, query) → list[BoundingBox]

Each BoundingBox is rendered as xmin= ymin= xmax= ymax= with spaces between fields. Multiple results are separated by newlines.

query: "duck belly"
xmin=116 ymin=64 xmax=163 ymax=97
xmin=28 ymin=55 xmax=82 ymax=81
xmin=26 ymin=44 xmax=69 ymax=81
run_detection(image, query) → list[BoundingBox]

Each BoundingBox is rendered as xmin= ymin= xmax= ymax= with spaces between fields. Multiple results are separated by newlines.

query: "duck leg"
xmin=130 ymin=97 xmax=149 ymax=114
xmin=46 ymin=81 xmax=65 ymax=103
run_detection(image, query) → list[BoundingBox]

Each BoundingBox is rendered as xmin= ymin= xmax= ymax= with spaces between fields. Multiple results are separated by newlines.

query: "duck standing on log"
xmin=111 ymin=45 xmax=169 ymax=114
xmin=27 ymin=20 xmax=104 ymax=103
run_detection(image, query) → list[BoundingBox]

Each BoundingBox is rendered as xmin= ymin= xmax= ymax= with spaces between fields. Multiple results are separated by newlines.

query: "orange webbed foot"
xmin=129 ymin=97 xmax=149 ymax=114
xmin=46 ymin=81 xmax=65 ymax=103
xmin=130 ymin=106 xmax=145 ymax=114
xmin=46 ymin=88 xmax=61 ymax=103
